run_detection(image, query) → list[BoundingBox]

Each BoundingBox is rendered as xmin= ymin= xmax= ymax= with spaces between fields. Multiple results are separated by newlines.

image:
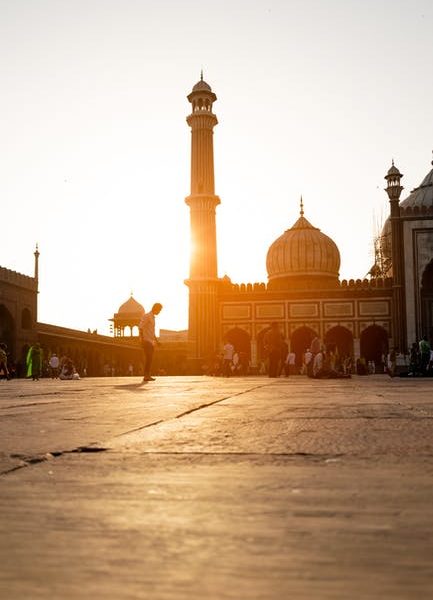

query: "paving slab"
xmin=1 ymin=375 xmax=433 ymax=599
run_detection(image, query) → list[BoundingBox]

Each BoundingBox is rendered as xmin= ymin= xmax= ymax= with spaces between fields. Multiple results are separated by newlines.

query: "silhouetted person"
xmin=419 ymin=336 xmax=431 ymax=375
xmin=0 ymin=343 xmax=10 ymax=380
xmin=222 ymin=340 xmax=235 ymax=377
xmin=139 ymin=303 xmax=163 ymax=382
xmin=49 ymin=353 xmax=59 ymax=378
xmin=280 ymin=339 xmax=289 ymax=376
xmin=264 ymin=323 xmax=284 ymax=378
xmin=409 ymin=342 xmax=420 ymax=376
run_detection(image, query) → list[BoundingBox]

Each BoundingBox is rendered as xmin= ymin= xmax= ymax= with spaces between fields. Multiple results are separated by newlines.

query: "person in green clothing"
xmin=26 ymin=343 xmax=43 ymax=381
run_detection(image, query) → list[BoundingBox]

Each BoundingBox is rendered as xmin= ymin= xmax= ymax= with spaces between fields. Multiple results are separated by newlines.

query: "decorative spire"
xmin=300 ymin=195 xmax=304 ymax=217
xmin=200 ymin=69 xmax=203 ymax=81
xmin=392 ymin=158 xmax=395 ymax=167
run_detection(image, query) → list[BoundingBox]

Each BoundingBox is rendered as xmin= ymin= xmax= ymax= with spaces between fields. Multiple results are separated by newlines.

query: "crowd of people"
xmin=0 ymin=342 xmax=80 ymax=381
xmin=1 ymin=324 xmax=433 ymax=382
xmin=201 ymin=324 xmax=433 ymax=381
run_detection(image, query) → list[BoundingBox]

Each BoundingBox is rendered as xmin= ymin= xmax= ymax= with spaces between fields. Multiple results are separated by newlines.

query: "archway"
xmin=0 ymin=304 xmax=15 ymax=358
xmin=324 ymin=326 xmax=353 ymax=358
xmin=360 ymin=325 xmax=388 ymax=365
xmin=290 ymin=326 xmax=318 ymax=366
xmin=421 ymin=259 xmax=433 ymax=342
xmin=225 ymin=327 xmax=251 ymax=358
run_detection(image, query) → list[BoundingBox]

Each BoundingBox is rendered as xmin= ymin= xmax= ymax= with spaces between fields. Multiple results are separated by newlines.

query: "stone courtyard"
xmin=1 ymin=375 xmax=433 ymax=599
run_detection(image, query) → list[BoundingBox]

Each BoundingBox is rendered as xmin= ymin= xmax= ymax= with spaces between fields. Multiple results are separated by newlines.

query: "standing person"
xmin=222 ymin=339 xmax=235 ymax=377
xmin=49 ymin=353 xmax=60 ymax=378
xmin=26 ymin=342 xmax=43 ymax=381
xmin=419 ymin=336 xmax=431 ymax=375
xmin=139 ymin=303 xmax=163 ymax=383
xmin=287 ymin=349 xmax=296 ymax=376
xmin=0 ymin=343 xmax=10 ymax=380
xmin=303 ymin=348 xmax=312 ymax=376
xmin=387 ymin=348 xmax=397 ymax=377
xmin=264 ymin=322 xmax=284 ymax=378
xmin=280 ymin=339 xmax=289 ymax=376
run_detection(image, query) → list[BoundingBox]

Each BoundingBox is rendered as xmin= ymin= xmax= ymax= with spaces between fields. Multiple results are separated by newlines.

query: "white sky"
xmin=1 ymin=0 xmax=433 ymax=334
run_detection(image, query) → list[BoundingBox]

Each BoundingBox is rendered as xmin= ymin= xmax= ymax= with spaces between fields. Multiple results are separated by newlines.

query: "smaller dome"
xmin=117 ymin=296 xmax=144 ymax=315
xmin=387 ymin=163 xmax=402 ymax=177
xmin=192 ymin=79 xmax=212 ymax=92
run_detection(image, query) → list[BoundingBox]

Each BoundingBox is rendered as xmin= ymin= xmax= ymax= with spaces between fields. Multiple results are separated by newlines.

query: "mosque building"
xmin=184 ymin=75 xmax=433 ymax=370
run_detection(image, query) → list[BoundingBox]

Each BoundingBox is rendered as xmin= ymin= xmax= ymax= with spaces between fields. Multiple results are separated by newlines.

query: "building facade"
xmin=184 ymin=77 xmax=433 ymax=370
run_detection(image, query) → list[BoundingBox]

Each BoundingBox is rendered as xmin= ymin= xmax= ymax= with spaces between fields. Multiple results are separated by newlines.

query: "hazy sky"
xmin=1 ymin=0 xmax=432 ymax=334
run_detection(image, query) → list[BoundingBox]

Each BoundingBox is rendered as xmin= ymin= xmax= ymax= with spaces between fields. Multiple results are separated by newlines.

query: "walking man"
xmin=139 ymin=303 xmax=163 ymax=383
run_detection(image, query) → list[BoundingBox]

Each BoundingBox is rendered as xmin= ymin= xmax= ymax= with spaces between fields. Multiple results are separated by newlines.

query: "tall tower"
xmin=385 ymin=161 xmax=406 ymax=351
xmin=185 ymin=75 xmax=221 ymax=366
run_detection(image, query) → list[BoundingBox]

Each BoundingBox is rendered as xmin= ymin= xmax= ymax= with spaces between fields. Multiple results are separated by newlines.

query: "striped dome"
xmin=266 ymin=213 xmax=340 ymax=289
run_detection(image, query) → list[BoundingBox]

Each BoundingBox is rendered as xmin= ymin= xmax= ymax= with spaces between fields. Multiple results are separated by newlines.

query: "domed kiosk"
xmin=266 ymin=200 xmax=340 ymax=290
xmin=110 ymin=295 xmax=144 ymax=337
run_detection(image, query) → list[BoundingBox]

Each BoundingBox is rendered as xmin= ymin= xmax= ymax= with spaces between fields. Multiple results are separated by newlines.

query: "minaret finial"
xmin=431 ymin=149 xmax=433 ymax=166
xmin=300 ymin=195 xmax=304 ymax=217
xmin=200 ymin=69 xmax=203 ymax=81
xmin=392 ymin=158 xmax=395 ymax=167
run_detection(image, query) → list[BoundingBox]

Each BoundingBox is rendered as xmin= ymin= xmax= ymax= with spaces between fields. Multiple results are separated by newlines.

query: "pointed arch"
xmin=290 ymin=326 xmax=318 ymax=366
xmin=324 ymin=326 xmax=353 ymax=358
xmin=421 ymin=259 xmax=433 ymax=341
xmin=225 ymin=327 xmax=251 ymax=358
xmin=360 ymin=325 xmax=388 ymax=364
xmin=0 ymin=304 xmax=15 ymax=358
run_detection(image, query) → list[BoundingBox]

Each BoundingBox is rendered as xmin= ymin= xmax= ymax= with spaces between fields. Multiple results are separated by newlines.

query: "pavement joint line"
xmin=110 ymin=383 xmax=271 ymax=442
xmin=174 ymin=383 xmax=272 ymax=419
xmin=0 ymin=400 xmax=64 ymax=410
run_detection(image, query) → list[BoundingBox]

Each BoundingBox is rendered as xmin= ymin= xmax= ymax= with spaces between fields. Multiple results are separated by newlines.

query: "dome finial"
xmin=300 ymin=195 xmax=304 ymax=217
xmin=392 ymin=158 xmax=395 ymax=167
xmin=200 ymin=68 xmax=203 ymax=81
xmin=431 ymin=149 xmax=433 ymax=166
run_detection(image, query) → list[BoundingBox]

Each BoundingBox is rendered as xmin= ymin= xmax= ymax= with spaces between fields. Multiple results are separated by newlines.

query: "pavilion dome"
xmin=266 ymin=206 xmax=340 ymax=290
xmin=117 ymin=296 xmax=144 ymax=315
xmin=192 ymin=78 xmax=212 ymax=93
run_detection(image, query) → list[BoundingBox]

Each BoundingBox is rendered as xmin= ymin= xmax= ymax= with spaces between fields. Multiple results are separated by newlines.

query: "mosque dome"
xmin=266 ymin=203 xmax=341 ymax=290
xmin=400 ymin=163 xmax=433 ymax=210
xmin=117 ymin=295 xmax=144 ymax=315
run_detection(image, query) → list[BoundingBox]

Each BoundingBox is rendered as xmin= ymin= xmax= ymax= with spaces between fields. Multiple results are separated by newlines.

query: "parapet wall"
xmin=221 ymin=277 xmax=393 ymax=293
xmin=0 ymin=266 xmax=37 ymax=291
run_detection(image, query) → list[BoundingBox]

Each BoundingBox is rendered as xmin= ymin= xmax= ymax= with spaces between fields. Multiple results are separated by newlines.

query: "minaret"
xmin=185 ymin=74 xmax=221 ymax=366
xmin=34 ymin=243 xmax=40 ymax=287
xmin=34 ymin=243 xmax=40 ymax=327
xmin=385 ymin=161 xmax=406 ymax=351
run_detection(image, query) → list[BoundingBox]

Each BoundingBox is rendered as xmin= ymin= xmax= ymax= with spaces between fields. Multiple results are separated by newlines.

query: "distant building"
xmin=183 ymin=76 xmax=433 ymax=370
xmin=0 ymin=265 xmax=188 ymax=376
